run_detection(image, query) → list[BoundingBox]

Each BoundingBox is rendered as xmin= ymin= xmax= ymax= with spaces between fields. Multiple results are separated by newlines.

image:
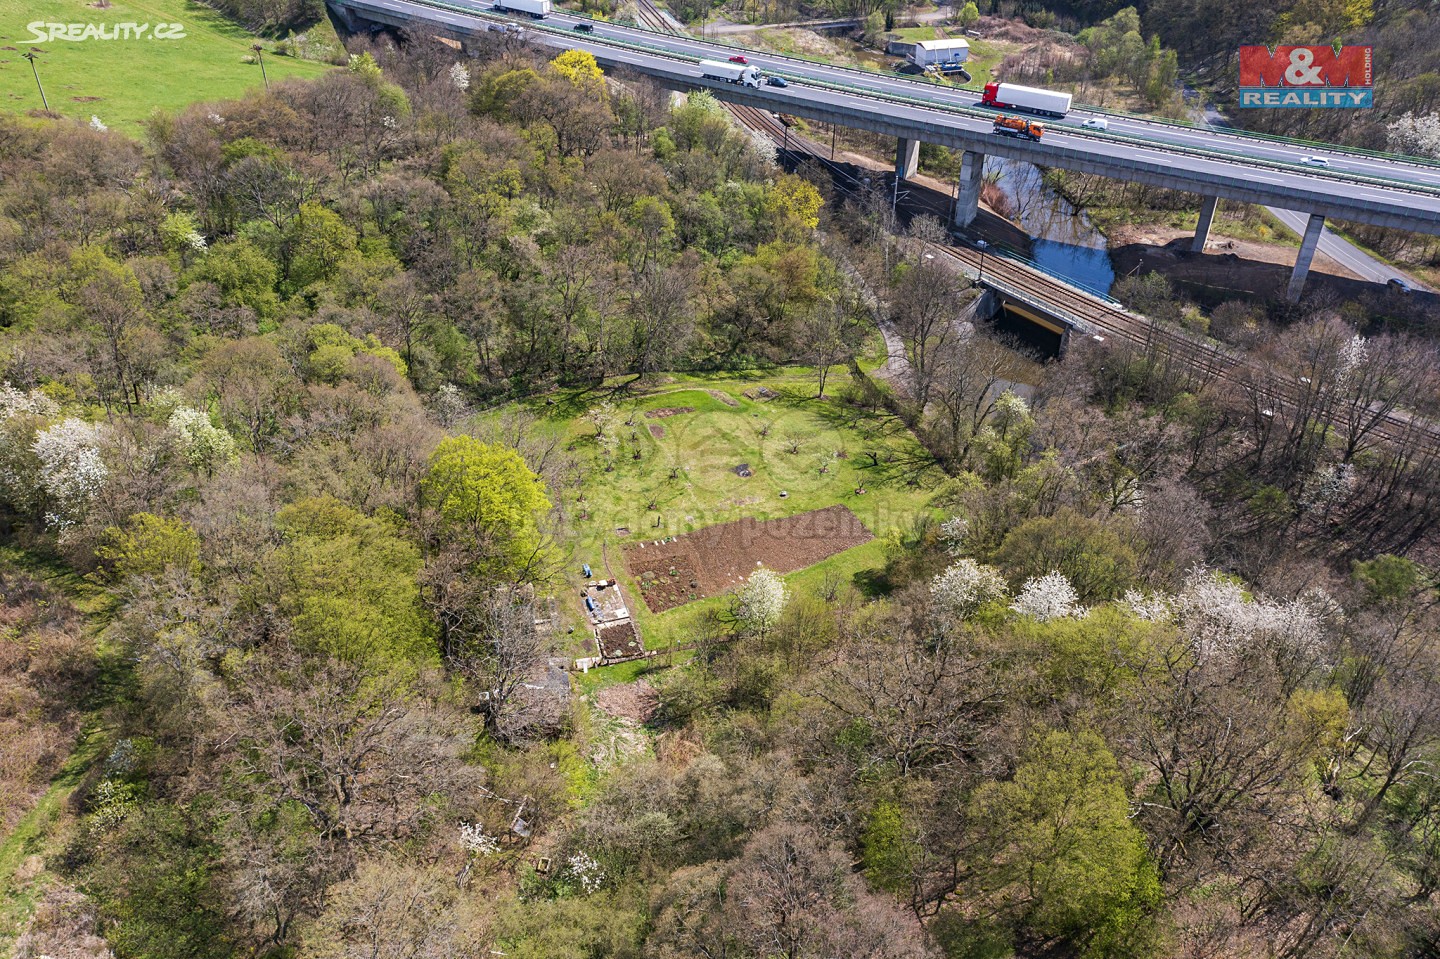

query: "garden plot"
xmin=623 ymin=505 xmax=872 ymax=612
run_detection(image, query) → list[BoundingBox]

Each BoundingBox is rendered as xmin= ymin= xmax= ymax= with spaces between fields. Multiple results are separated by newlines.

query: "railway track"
xmin=633 ymin=0 xmax=679 ymax=35
xmin=721 ymin=103 xmax=1440 ymax=452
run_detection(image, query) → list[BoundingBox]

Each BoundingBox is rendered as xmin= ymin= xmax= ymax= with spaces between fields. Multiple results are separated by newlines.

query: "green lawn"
xmin=508 ymin=368 xmax=943 ymax=659
xmin=0 ymin=0 xmax=335 ymax=132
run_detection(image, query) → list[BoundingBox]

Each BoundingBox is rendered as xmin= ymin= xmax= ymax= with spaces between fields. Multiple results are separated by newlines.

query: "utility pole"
xmin=22 ymin=52 xmax=49 ymax=112
xmin=252 ymin=43 xmax=269 ymax=90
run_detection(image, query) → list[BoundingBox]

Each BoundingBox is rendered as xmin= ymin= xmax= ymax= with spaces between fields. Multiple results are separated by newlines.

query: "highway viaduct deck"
xmin=331 ymin=0 xmax=1440 ymax=301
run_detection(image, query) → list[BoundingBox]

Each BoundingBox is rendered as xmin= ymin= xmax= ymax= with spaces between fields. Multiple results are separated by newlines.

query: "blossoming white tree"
xmin=736 ymin=567 xmax=787 ymax=634
xmin=931 ymin=558 xmax=1008 ymax=618
xmin=1010 ymin=570 xmax=1082 ymax=621
xmin=938 ymin=515 xmax=969 ymax=556
xmin=449 ymin=62 xmax=471 ymax=91
xmin=1126 ymin=567 xmax=1331 ymax=664
xmin=32 ymin=418 xmax=107 ymax=529
xmin=169 ymin=406 xmax=238 ymax=474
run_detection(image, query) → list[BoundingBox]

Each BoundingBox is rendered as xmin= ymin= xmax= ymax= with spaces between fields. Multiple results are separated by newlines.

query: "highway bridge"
xmin=330 ymin=0 xmax=1440 ymax=300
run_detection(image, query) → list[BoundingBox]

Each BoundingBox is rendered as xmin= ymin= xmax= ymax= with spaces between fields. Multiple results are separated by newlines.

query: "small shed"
xmin=910 ymin=38 xmax=970 ymax=68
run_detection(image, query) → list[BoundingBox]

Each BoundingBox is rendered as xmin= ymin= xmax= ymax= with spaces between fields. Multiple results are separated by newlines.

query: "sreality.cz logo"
xmin=1237 ymin=45 xmax=1372 ymax=108
xmin=25 ymin=21 xmax=188 ymax=42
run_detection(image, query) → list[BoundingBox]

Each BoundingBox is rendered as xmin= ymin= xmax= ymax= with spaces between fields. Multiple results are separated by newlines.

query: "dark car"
xmin=729 ymin=55 xmax=748 ymax=64
xmin=1388 ymin=277 xmax=1414 ymax=294
xmin=572 ymin=21 xmax=594 ymax=31
xmin=765 ymin=75 xmax=788 ymax=87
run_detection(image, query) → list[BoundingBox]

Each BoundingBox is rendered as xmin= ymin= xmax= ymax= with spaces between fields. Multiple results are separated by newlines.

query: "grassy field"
xmin=504 ymin=368 xmax=943 ymax=654
xmin=0 ymin=0 xmax=334 ymax=132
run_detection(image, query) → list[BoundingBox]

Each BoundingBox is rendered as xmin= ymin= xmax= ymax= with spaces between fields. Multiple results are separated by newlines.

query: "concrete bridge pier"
xmin=1192 ymin=195 xmax=1219 ymax=252
xmin=953 ymin=149 xmax=985 ymax=227
xmin=1286 ymin=213 xmax=1326 ymax=302
xmin=895 ymin=136 xmax=921 ymax=181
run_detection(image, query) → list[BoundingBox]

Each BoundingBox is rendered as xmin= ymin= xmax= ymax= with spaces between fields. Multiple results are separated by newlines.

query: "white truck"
xmin=699 ymin=59 xmax=762 ymax=88
xmin=980 ymin=81 xmax=1072 ymax=118
xmin=493 ymin=0 xmax=550 ymax=18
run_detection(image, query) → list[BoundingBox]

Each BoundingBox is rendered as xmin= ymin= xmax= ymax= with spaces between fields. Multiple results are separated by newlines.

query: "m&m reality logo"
xmin=1238 ymin=45 xmax=1373 ymax=108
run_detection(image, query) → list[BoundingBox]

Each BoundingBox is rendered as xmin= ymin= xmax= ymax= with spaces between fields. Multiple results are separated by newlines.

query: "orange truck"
xmin=992 ymin=114 xmax=1044 ymax=141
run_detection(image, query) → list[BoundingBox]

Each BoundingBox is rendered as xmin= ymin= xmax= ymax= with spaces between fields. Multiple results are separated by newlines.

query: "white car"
xmin=1080 ymin=117 xmax=1109 ymax=130
xmin=1298 ymin=155 xmax=1331 ymax=168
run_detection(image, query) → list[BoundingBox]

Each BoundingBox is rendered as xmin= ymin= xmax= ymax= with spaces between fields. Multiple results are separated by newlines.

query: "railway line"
xmin=720 ymin=102 xmax=1440 ymax=452
xmin=632 ymin=0 xmax=678 ymax=35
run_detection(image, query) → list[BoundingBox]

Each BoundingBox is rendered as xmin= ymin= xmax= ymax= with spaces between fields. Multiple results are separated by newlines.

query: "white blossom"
xmin=1335 ymin=333 xmax=1367 ymax=391
xmin=89 ymin=115 xmax=107 ymax=132
xmin=736 ymin=567 xmax=787 ymax=632
xmin=86 ymin=780 xmax=138 ymax=835
xmin=0 ymin=382 xmax=59 ymax=422
xmin=1387 ymin=112 xmax=1440 ymax=159
xmin=1169 ymin=567 xmax=1328 ymax=663
xmin=187 ymin=230 xmax=208 ymax=252
xmin=1122 ymin=588 xmax=1173 ymax=622
xmin=207 ymin=111 xmax=226 ymax=125
xmin=938 ymin=515 xmax=969 ymax=555
xmin=449 ymin=61 xmax=471 ymax=91
xmin=931 ymin=558 xmax=1008 ymax=617
xmin=168 ymin=407 xmax=237 ymax=473
xmin=992 ymin=389 xmax=1032 ymax=435
xmin=566 ymin=852 xmax=606 ymax=894
xmin=1010 ymin=570 xmax=1083 ymax=621
xmin=1300 ymin=462 xmax=1355 ymax=511
xmin=381 ymin=114 xmax=399 ymax=130
xmin=458 ymin=821 xmax=500 ymax=855
xmin=432 ymin=383 xmax=469 ymax=427
xmin=587 ymin=401 xmax=622 ymax=457
xmin=33 ymin=418 xmax=106 ymax=529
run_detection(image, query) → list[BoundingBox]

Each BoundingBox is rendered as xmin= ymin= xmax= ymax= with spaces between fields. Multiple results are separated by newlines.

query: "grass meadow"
xmin=502 ymin=368 xmax=946 ymax=654
xmin=0 ymin=0 xmax=334 ymax=132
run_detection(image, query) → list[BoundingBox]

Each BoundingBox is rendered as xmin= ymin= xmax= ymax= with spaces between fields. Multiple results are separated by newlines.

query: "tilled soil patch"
xmin=645 ymin=406 xmax=694 ymax=418
xmin=649 ymin=424 xmax=665 ymax=438
xmin=624 ymin=505 xmax=872 ymax=613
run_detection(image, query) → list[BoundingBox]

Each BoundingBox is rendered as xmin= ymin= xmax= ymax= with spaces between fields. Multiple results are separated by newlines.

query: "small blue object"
xmin=584 ymin=596 xmax=596 ymax=611
xmin=582 ymin=563 xmax=593 ymax=578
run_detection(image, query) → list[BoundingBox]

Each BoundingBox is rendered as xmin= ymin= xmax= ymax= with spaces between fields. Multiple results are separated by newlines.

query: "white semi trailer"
xmin=699 ymin=59 xmax=763 ymax=88
xmin=493 ymin=0 xmax=551 ymax=18
xmin=980 ymin=81 xmax=1072 ymax=118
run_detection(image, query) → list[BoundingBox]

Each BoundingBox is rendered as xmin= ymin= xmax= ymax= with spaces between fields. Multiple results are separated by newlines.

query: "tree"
xmin=930 ymin=558 xmax=1008 ymax=619
xmin=32 ymin=418 xmax=107 ymax=531
xmin=168 ymin=407 xmax=238 ymax=475
xmin=735 ymin=567 xmax=788 ymax=636
xmin=1010 ymin=571 xmax=1083 ymax=622
xmin=968 ymin=730 xmax=1159 ymax=954
xmin=422 ymin=436 xmax=552 ymax=581
xmin=273 ymin=496 xmax=436 ymax=668
xmin=956 ymin=1 xmax=979 ymax=28
xmin=97 ymin=513 xmax=201 ymax=581
xmin=994 ymin=508 xmax=1140 ymax=604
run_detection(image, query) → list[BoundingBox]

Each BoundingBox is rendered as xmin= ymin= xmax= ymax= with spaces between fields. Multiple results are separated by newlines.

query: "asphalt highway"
xmin=337 ymin=0 xmax=1440 ymax=236
xmin=436 ymin=0 xmax=1440 ymax=189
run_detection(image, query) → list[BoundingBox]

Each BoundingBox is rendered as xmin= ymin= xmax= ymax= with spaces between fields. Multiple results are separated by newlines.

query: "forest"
xmin=3 ymin=19 xmax=1440 ymax=959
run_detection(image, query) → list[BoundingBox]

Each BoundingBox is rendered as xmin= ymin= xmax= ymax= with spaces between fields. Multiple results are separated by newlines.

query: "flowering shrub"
xmin=737 ymin=567 xmax=787 ymax=632
xmin=459 ymin=821 xmax=500 ymax=855
xmin=33 ymin=418 xmax=106 ymax=529
xmin=939 ymin=515 xmax=969 ymax=555
xmin=931 ymin=559 xmax=1008 ymax=617
xmin=168 ymin=406 xmax=238 ymax=473
xmin=565 ymin=852 xmax=606 ymax=894
xmin=1127 ymin=568 xmax=1333 ymax=663
xmin=1010 ymin=571 xmax=1083 ymax=621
